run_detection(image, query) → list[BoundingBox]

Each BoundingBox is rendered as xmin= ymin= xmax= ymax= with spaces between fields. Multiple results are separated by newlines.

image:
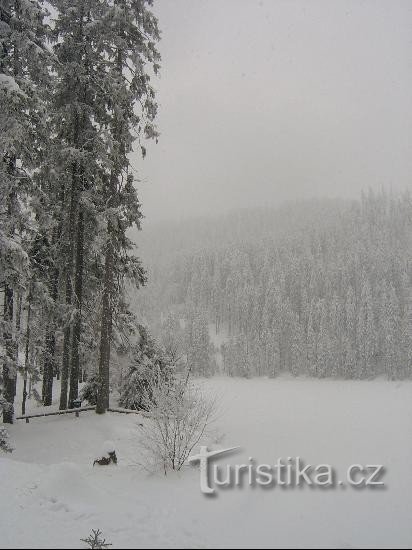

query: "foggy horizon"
xmin=136 ymin=0 xmax=411 ymax=224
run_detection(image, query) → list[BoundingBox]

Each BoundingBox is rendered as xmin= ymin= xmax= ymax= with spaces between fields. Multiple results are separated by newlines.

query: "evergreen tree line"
xmin=140 ymin=191 xmax=412 ymax=379
xmin=148 ymin=310 xmax=215 ymax=380
xmin=0 ymin=0 xmax=160 ymax=423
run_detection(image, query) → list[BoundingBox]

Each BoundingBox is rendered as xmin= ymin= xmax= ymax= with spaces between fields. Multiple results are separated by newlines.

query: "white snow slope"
xmin=1 ymin=377 xmax=412 ymax=549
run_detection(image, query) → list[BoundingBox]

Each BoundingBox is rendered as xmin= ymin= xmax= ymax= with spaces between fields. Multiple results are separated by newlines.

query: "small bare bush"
xmin=140 ymin=377 xmax=216 ymax=474
xmin=81 ymin=529 xmax=112 ymax=549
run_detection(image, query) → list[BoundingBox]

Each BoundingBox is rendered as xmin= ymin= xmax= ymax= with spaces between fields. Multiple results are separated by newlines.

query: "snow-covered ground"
xmin=1 ymin=377 xmax=412 ymax=548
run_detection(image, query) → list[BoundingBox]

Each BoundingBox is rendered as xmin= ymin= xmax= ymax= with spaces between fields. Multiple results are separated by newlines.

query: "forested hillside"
xmin=135 ymin=191 xmax=412 ymax=379
xmin=0 ymin=0 xmax=160 ymax=423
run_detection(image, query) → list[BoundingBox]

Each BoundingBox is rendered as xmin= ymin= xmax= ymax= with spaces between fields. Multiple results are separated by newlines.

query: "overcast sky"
xmin=134 ymin=0 xmax=412 ymax=223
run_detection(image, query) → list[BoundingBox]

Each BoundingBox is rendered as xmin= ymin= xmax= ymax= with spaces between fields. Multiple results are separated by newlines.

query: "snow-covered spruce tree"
xmin=28 ymin=112 xmax=68 ymax=407
xmin=160 ymin=312 xmax=185 ymax=370
xmin=382 ymin=283 xmax=402 ymax=380
xmin=357 ymin=279 xmax=376 ymax=379
xmin=50 ymin=0 xmax=159 ymax=413
xmin=49 ymin=0 xmax=120 ymax=409
xmin=119 ymin=325 xmax=173 ymax=411
xmin=0 ymin=0 xmax=50 ymax=422
xmin=50 ymin=1 xmax=88 ymax=409
xmin=94 ymin=0 xmax=160 ymax=414
xmin=37 ymin=236 xmax=60 ymax=407
xmin=80 ymin=371 xmax=100 ymax=406
xmin=306 ymin=301 xmax=318 ymax=376
xmin=80 ymin=297 xmax=141 ymax=404
xmin=184 ymin=308 xmax=214 ymax=377
xmin=22 ymin=184 xmax=63 ymax=411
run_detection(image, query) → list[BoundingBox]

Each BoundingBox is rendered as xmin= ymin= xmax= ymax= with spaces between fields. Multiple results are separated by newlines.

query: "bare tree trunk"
xmin=60 ymin=4 xmax=87 ymax=410
xmin=42 ymin=268 xmax=58 ymax=406
xmin=59 ymin=268 xmax=73 ymax=410
xmin=96 ymin=232 xmax=114 ymax=414
xmin=69 ymin=208 xmax=84 ymax=407
xmin=2 ymin=151 xmax=17 ymax=422
xmin=3 ymin=285 xmax=16 ymax=423
xmin=42 ymin=328 xmax=56 ymax=406
xmin=96 ymin=38 xmax=124 ymax=415
xmin=22 ymin=287 xmax=32 ymax=415
xmin=59 ymin=164 xmax=78 ymax=410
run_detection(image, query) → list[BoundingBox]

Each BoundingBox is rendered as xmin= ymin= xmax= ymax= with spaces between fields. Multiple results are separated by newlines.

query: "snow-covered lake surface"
xmin=1 ymin=377 xmax=412 ymax=548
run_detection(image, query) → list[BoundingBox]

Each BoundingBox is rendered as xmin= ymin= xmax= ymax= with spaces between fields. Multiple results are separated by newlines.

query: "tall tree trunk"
xmin=15 ymin=290 xmax=22 ymax=403
xmin=96 ymin=41 xmax=123 ymax=415
xmin=42 ymin=328 xmax=56 ymax=406
xmin=59 ymin=4 xmax=86 ymax=410
xmin=3 ymin=286 xmax=16 ymax=423
xmin=59 ymin=163 xmax=78 ymax=410
xmin=2 ymin=149 xmax=17 ymax=423
xmin=96 ymin=230 xmax=114 ymax=414
xmin=69 ymin=207 xmax=84 ymax=407
xmin=42 ymin=265 xmax=58 ymax=406
xmin=22 ymin=287 xmax=32 ymax=415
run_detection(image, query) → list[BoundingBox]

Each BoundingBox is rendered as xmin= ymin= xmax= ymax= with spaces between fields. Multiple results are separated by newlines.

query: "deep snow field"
xmin=1 ymin=377 xmax=412 ymax=549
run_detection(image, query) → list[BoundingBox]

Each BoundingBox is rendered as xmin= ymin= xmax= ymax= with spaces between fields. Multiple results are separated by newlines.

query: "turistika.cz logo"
xmin=187 ymin=447 xmax=385 ymax=495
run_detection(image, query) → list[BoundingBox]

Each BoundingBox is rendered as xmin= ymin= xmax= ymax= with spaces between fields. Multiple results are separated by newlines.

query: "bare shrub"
xmin=140 ymin=377 xmax=216 ymax=474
